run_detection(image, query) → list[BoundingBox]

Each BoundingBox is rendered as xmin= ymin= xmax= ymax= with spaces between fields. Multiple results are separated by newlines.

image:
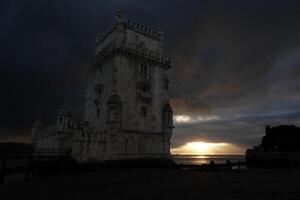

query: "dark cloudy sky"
xmin=1 ymin=0 xmax=300 ymax=152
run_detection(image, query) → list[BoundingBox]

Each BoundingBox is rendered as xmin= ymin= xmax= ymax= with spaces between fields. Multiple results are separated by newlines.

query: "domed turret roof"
xmin=58 ymin=101 xmax=72 ymax=116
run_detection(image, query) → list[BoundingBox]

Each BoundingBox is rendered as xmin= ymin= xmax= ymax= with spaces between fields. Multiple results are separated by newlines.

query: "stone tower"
xmin=74 ymin=11 xmax=173 ymax=161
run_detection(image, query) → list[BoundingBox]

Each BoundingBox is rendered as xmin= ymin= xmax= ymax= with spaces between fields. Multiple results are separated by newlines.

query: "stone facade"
xmin=31 ymin=103 xmax=75 ymax=153
xmin=31 ymin=11 xmax=173 ymax=163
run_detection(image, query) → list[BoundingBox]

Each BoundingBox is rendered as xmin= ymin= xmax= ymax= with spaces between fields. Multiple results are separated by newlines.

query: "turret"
xmin=115 ymin=10 xmax=125 ymax=24
xmin=56 ymin=101 xmax=73 ymax=131
xmin=31 ymin=118 xmax=43 ymax=147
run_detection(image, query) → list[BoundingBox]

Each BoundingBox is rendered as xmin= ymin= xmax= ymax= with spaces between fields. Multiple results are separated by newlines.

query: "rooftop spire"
xmin=58 ymin=98 xmax=71 ymax=116
xmin=115 ymin=10 xmax=125 ymax=24
xmin=64 ymin=98 xmax=70 ymax=108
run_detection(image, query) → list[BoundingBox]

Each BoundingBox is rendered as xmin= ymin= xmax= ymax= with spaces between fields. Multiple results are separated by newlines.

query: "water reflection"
xmin=172 ymin=155 xmax=245 ymax=165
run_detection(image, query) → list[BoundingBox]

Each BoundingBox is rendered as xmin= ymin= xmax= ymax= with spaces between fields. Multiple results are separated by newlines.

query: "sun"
xmin=186 ymin=142 xmax=211 ymax=153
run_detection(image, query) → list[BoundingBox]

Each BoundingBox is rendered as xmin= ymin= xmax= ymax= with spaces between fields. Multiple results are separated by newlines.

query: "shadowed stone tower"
xmin=72 ymin=11 xmax=173 ymax=161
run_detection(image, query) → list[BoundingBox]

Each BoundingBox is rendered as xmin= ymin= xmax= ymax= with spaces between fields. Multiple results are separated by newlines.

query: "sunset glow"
xmin=171 ymin=142 xmax=244 ymax=155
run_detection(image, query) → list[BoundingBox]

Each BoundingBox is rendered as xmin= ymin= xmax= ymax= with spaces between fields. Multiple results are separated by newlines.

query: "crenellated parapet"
xmin=126 ymin=20 xmax=163 ymax=41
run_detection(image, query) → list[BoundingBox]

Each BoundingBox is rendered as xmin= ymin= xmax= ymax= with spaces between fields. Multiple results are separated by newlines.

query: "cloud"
xmin=174 ymin=115 xmax=220 ymax=124
xmin=170 ymin=97 xmax=212 ymax=115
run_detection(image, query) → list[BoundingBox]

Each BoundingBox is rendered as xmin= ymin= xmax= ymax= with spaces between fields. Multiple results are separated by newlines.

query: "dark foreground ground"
xmin=1 ymin=169 xmax=300 ymax=200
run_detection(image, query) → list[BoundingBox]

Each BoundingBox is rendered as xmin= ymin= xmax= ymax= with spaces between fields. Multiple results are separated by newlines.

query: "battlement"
xmin=126 ymin=20 xmax=163 ymax=41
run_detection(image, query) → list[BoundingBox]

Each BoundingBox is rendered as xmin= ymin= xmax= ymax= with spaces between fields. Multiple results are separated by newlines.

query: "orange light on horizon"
xmin=171 ymin=141 xmax=244 ymax=155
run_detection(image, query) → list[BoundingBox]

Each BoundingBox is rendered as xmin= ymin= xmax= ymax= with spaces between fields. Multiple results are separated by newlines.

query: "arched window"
xmin=143 ymin=85 xmax=147 ymax=92
xmin=141 ymin=107 xmax=147 ymax=118
xmin=164 ymin=75 xmax=169 ymax=90
xmin=95 ymin=83 xmax=103 ymax=96
xmin=98 ymin=88 xmax=102 ymax=95
xmin=107 ymin=94 xmax=122 ymax=125
xmin=59 ymin=117 xmax=63 ymax=124
xmin=97 ymin=108 xmax=100 ymax=119
xmin=140 ymin=82 xmax=150 ymax=93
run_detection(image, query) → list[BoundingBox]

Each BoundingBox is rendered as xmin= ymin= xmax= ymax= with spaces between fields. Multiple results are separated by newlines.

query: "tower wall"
xmin=84 ymin=57 xmax=116 ymax=131
xmin=75 ymin=12 xmax=173 ymax=162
